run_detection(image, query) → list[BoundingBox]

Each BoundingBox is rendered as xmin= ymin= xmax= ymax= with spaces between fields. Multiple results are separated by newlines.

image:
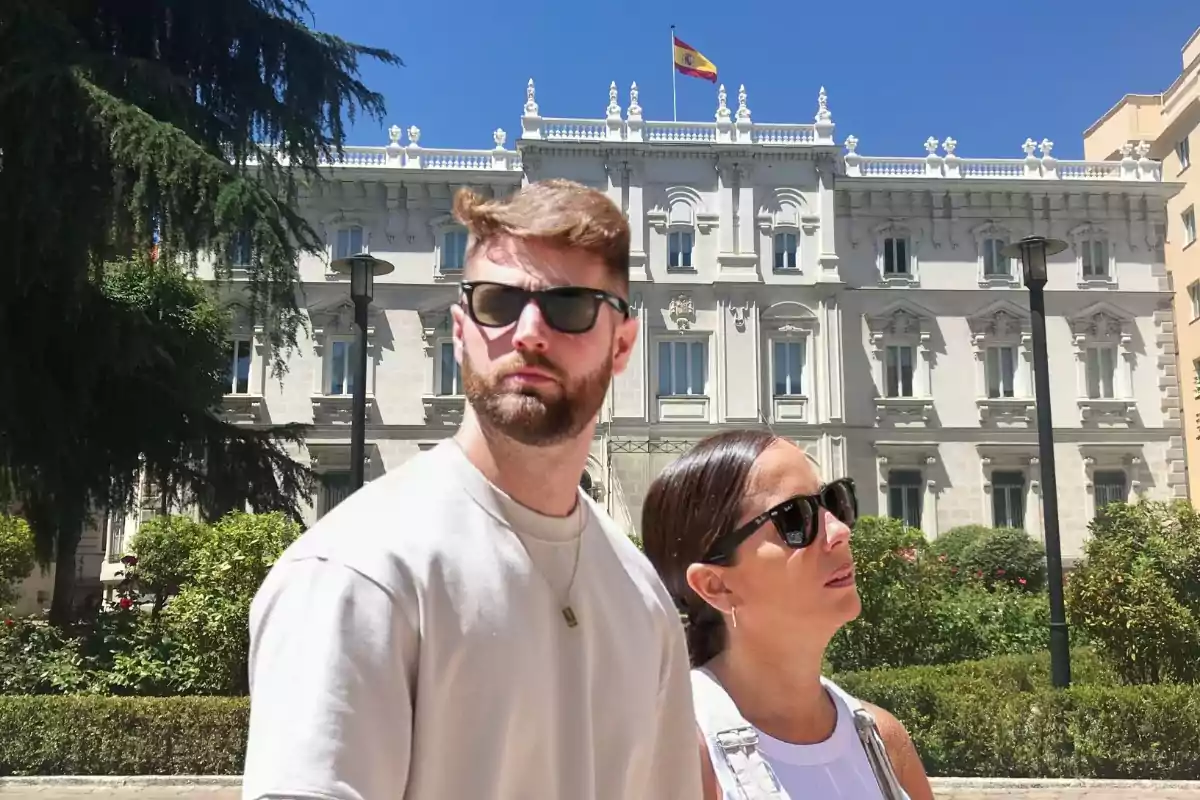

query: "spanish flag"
xmin=673 ymin=35 xmax=718 ymax=83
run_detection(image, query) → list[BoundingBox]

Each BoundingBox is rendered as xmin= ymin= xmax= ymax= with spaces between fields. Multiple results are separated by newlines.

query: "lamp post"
xmin=1000 ymin=234 xmax=1071 ymax=689
xmin=330 ymin=252 xmax=394 ymax=490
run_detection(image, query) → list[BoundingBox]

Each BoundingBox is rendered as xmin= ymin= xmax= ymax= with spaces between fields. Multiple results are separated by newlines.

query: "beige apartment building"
xmin=1085 ymin=26 xmax=1200 ymax=502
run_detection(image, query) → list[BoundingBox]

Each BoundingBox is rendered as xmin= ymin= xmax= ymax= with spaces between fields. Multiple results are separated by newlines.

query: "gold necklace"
xmin=510 ymin=502 xmax=586 ymax=629
xmin=559 ymin=507 xmax=585 ymax=628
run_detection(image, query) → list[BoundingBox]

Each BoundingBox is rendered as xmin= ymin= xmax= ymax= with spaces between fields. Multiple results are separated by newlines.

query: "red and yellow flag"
xmin=673 ymin=35 xmax=717 ymax=83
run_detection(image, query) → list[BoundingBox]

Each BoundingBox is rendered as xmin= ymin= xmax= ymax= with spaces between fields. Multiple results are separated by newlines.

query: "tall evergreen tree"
xmin=0 ymin=0 xmax=400 ymax=622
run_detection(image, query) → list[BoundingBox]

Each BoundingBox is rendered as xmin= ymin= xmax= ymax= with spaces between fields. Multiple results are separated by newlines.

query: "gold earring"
xmin=731 ymin=605 xmax=738 ymax=629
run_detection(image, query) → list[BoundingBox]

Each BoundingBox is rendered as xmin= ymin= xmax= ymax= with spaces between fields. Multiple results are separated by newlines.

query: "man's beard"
xmin=462 ymin=349 xmax=612 ymax=447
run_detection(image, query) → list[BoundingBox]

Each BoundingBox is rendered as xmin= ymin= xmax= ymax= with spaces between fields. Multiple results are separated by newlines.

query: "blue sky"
xmin=309 ymin=0 xmax=1197 ymax=161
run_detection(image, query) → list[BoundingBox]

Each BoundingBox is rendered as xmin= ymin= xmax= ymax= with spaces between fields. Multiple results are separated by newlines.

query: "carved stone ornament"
xmin=418 ymin=307 xmax=451 ymax=353
xmin=628 ymin=82 xmax=643 ymax=118
xmin=882 ymin=308 xmax=922 ymax=336
xmin=978 ymin=308 xmax=1024 ymax=339
xmin=668 ymin=293 xmax=696 ymax=329
xmin=729 ymin=302 xmax=749 ymax=332
xmin=1072 ymin=310 xmax=1124 ymax=340
xmin=524 ymin=78 xmax=538 ymax=116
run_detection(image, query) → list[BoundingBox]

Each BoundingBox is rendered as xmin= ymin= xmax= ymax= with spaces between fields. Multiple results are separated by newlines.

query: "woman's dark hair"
xmin=641 ymin=429 xmax=778 ymax=667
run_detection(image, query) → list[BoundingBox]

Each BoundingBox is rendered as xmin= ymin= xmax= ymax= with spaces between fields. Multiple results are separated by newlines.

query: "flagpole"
xmin=670 ymin=25 xmax=678 ymax=122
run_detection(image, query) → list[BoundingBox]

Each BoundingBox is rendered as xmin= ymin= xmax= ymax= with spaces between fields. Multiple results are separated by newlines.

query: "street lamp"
xmin=330 ymin=251 xmax=394 ymax=490
xmin=1000 ymin=234 xmax=1071 ymax=689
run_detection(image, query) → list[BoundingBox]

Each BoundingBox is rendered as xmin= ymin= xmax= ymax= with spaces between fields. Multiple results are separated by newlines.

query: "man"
xmin=242 ymin=179 xmax=701 ymax=800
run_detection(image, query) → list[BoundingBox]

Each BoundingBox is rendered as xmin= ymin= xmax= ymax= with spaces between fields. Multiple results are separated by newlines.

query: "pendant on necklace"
xmin=562 ymin=606 xmax=579 ymax=628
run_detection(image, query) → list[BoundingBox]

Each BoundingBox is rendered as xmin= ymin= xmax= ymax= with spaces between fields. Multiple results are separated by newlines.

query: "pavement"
xmin=4 ymin=777 xmax=1200 ymax=799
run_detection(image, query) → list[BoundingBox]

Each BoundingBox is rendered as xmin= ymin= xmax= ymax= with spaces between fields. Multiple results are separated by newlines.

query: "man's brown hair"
xmin=452 ymin=179 xmax=630 ymax=290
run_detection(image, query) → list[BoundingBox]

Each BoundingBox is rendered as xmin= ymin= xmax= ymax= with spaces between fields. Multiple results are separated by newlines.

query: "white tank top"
xmin=692 ymin=668 xmax=910 ymax=800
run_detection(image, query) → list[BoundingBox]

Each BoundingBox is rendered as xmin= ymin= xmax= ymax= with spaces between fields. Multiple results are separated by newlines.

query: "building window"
xmin=668 ymin=230 xmax=694 ymax=270
xmin=883 ymin=237 xmax=910 ymax=276
xmin=985 ymin=346 xmax=1017 ymax=399
xmin=1085 ymin=346 xmax=1116 ymax=399
xmin=773 ymin=232 xmax=798 ymax=271
xmin=442 ymin=230 xmax=468 ymax=272
xmin=982 ymin=238 xmax=1010 ymax=277
xmin=1080 ymin=240 xmax=1109 ymax=278
xmin=1093 ymin=470 xmax=1127 ymax=514
xmin=1191 ymin=281 xmax=1200 ymax=320
xmin=229 ymin=230 xmax=252 ymax=267
xmin=658 ymin=340 xmax=706 ymax=396
xmin=1184 ymin=207 xmax=1197 ymax=246
xmin=884 ymin=345 xmax=915 ymax=398
xmin=437 ymin=341 xmax=462 ymax=396
xmin=106 ymin=509 xmax=126 ymax=564
xmin=318 ymin=472 xmax=354 ymax=519
xmin=991 ymin=471 xmax=1025 ymax=529
xmin=225 ymin=338 xmax=252 ymax=395
xmin=138 ymin=472 xmax=162 ymax=524
xmin=327 ymin=339 xmax=357 ymax=396
xmin=772 ymin=340 xmax=805 ymax=396
xmin=1178 ymin=136 xmax=1191 ymax=170
xmin=334 ymin=225 xmax=365 ymax=260
xmin=887 ymin=469 xmax=923 ymax=529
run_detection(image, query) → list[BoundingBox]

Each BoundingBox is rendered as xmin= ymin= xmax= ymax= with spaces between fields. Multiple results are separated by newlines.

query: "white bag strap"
xmin=821 ymin=678 xmax=909 ymax=800
xmin=819 ymin=676 xmax=863 ymax=712
xmin=691 ymin=669 xmax=791 ymax=800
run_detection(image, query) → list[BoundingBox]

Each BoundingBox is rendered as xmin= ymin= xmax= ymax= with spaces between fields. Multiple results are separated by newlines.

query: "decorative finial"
xmin=1021 ymin=138 xmax=1037 ymax=157
xmin=628 ymin=82 xmax=642 ymax=117
xmin=942 ymin=137 xmax=957 ymax=155
xmin=493 ymin=128 xmax=506 ymax=148
xmin=924 ymin=136 xmax=939 ymax=155
xmin=1135 ymin=140 xmax=1152 ymax=159
xmin=1039 ymin=138 xmax=1054 ymax=157
xmin=816 ymin=86 xmax=831 ymax=122
xmin=388 ymin=125 xmax=402 ymax=145
xmin=844 ymin=135 xmax=859 ymax=154
xmin=1120 ymin=141 xmax=1135 ymax=158
xmin=607 ymin=81 xmax=621 ymax=117
xmin=524 ymin=78 xmax=538 ymax=115
xmin=736 ymin=84 xmax=750 ymax=120
xmin=716 ymin=84 xmax=730 ymax=121
xmin=408 ymin=125 xmax=421 ymax=145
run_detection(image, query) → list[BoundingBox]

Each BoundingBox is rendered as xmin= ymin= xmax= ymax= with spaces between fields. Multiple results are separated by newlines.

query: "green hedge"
xmin=2 ymin=651 xmax=1200 ymax=778
xmin=0 ymin=696 xmax=247 ymax=775
xmin=836 ymin=651 xmax=1200 ymax=779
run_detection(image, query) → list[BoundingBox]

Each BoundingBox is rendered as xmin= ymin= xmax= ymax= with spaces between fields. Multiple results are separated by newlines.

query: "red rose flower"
xmin=119 ymin=597 xmax=133 ymax=610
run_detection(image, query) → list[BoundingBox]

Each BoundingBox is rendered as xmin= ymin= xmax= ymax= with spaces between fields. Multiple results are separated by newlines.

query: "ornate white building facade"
xmin=93 ymin=78 xmax=1184 ymax=581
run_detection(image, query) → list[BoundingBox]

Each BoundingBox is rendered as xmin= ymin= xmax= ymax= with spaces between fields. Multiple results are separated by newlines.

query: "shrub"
xmin=125 ymin=515 xmax=211 ymax=611
xmin=1066 ymin=499 xmax=1200 ymax=685
xmin=163 ymin=511 xmax=301 ymax=695
xmin=934 ymin=524 xmax=1046 ymax=592
xmin=835 ymin=652 xmax=1200 ymax=779
xmin=0 ymin=511 xmax=301 ymax=697
xmin=0 ymin=515 xmax=36 ymax=608
xmin=930 ymin=524 xmax=989 ymax=566
xmin=2 ymin=650 xmax=1197 ymax=778
xmin=0 ymin=695 xmax=247 ymax=775
xmin=826 ymin=516 xmax=1048 ymax=672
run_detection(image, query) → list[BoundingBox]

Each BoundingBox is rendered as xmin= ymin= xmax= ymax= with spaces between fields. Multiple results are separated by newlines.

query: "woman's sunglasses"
xmin=460 ymin=281 xmax=630 ymax=335
xmin=701 ymin=478 xmax=858 ymax=565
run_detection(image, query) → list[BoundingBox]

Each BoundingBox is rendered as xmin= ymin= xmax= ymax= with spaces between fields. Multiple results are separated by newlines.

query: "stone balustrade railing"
xmin=237 ymin=80 xmax=1164 ymax=183
xmin=244 ymin=125 xmax=522 ymax=172
xmin=845 ymin=135 xmax=1163 ymax=182
xmin=519 ymin=79 xmax=835 ymax=146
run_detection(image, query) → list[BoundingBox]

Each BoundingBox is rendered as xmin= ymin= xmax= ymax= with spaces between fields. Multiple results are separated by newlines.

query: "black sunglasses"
xmin=460 ymin=281 xmax=630 ymax=335
xmin=701 ymin=478 xmax=858 ymax=565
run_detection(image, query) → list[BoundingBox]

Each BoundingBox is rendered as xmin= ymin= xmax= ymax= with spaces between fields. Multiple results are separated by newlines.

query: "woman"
xmin=642 ymin=430 xmax=933 ymax=800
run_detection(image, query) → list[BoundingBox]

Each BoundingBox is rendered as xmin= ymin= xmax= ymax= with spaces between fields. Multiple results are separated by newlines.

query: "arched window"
xmin=579 ymin=472 xmax=593 ymax=494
